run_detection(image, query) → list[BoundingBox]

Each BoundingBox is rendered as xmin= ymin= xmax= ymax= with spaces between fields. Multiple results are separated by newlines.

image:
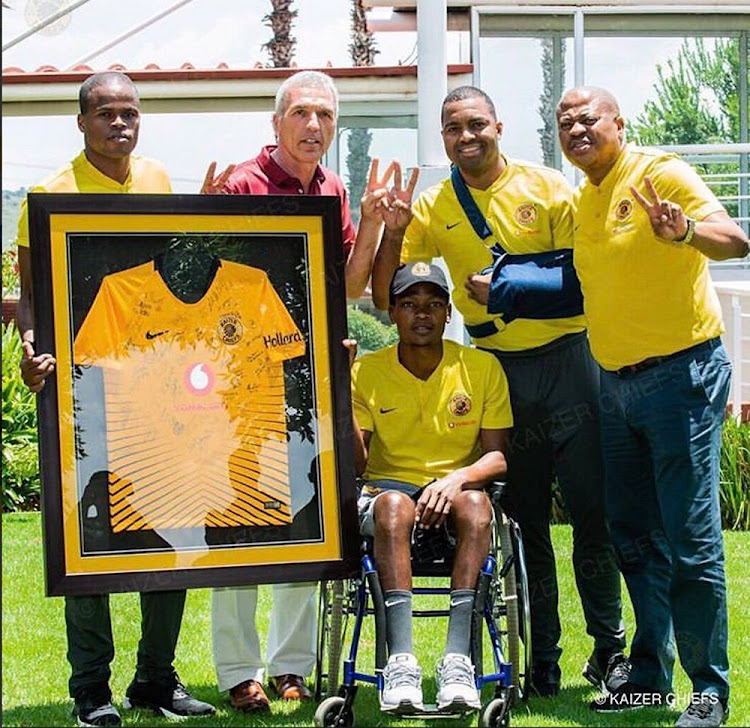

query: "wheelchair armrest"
xmin=486 ymin=480 xmax=507 ymax=506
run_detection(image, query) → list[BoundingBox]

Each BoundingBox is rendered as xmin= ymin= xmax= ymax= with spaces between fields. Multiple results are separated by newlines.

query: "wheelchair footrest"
xmin=387 ymin=703 xmax=476 ymax=719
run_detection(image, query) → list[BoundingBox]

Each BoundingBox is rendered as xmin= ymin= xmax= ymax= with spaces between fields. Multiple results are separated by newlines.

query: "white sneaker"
xmin=380 ymin=653 xmax=424 ymax=713
xmin=436 ymin=653 xmax=481 ymax=711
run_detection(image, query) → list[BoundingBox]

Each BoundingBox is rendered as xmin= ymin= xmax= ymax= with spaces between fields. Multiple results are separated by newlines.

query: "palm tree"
xmin=346 ymin=0 xmax=379 ymax=226
xmin=537 ymin=38 xmax=565 ymax=168
xmin=262 ymin=0 xmax=297 ymax=68
xmin=349 ymin=0 xmax=377 ymax=67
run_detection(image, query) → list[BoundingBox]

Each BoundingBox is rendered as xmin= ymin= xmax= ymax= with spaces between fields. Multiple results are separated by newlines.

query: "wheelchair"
xmin=313 ymin=483 xmax=531 ymax=727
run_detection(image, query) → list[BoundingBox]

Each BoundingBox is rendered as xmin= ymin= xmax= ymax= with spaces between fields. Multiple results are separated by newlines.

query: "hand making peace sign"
xmin=359 ymin=158 xmax=396 ymax=223
xmin=630 ymin=176 xmax=689 ymax=242
xmin=381 ymin=160 xmax=420 ymax=234
xmin=200 ymin=161 xmax=237 ymax=194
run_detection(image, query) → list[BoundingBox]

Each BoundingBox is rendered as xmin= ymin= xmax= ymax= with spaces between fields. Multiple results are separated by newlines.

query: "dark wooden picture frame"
xmin=28 ymin=193 xmax=359 ymax=596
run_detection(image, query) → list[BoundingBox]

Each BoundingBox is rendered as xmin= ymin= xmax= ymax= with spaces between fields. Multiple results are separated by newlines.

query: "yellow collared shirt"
xmin=16 ymin=150 xmax=172 ymax=247
xmin=402 ymin=156 xmax=585 ymax=351
xmin=351 ymin=340 xmax=513 ymax=486
xmin=572 ymin=144 xmax=725 ymax=371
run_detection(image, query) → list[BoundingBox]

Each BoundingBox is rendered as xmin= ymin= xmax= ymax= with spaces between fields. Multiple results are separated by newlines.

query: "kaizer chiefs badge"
xmin=449 ymin=393 xmax=472 ymax=417
xmin=514 ymin=203 xmax=538 ymax=226
xmin=218 ymin=313 xmax=243 ymax=345
xmin=411 ymin=261 xmax=432 ymax=276
xmin=615 ymin=198 xmax=633 ymax=222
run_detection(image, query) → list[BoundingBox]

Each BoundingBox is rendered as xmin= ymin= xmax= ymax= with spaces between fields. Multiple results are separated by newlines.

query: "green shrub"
xmin=719 ymin=416 xmax=750 ymax=530
xmin=2 ymin=322 xmax=40 ymax=511
xmin=347 ymin=305 xmax=398 ymax=353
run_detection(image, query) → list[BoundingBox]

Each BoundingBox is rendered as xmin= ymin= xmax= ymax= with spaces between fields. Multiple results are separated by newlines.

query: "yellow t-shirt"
xmin=16 ymin=151 xmax=172 ymax=246
xmin=402 ymin=157 xmax=585 ymax=351
xmin=351 ymin=340 xmax=513 ymax=486
xmin=73 ymin=259 xmax=305 ymax=531
xmin=572 ymin=144 xmax=725 ymax=371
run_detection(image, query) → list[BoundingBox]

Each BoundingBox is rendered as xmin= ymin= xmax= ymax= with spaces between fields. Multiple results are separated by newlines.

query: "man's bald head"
xmin=557 ymin=86 xmax=620 ymax=118
xmin=556 ymin=86 xmax=626 ymax=184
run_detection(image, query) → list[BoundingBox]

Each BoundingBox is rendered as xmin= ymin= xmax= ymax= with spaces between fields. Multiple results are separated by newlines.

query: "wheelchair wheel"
xmin=498 ymin=511 xmax=535 ymax=703
xmin=498 ymin=514 xmax=521 ymax=701
xmin=314 ymin=696 xmax=354 ymax=727
xmin=478 ymin=695 xmax=511 ymax=727
xmin=509 ymin=519 xmax=532 ymax=702
xmin=315 ymin=580 xmax=346 ymax=699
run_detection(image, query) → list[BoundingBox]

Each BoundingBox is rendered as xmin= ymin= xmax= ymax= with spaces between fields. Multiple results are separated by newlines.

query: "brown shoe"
xmin=229 ymin=679 xmax=270 ymax=712
xmin=269 ymin=674 xmax=312 ymax=701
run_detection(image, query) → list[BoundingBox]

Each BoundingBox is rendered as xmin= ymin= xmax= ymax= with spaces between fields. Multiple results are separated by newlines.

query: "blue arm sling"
xmin=451 ymin=165 xmax=583 ymax=328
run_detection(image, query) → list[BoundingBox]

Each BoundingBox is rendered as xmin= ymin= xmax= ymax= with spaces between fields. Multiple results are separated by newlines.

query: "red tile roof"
xmin=2 ymin=63 xmax=473 ymax=83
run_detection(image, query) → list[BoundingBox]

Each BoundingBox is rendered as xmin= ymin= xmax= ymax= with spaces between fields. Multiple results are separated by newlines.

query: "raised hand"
xmin=630 ymin=176 xmax=689 ymax=241
xmin=20 ymin=340 xmax=56 ymax=393
xmin=381 ymin=161 xmax=420 ymax=233
xmin=360 ymin=158 xmax=396 ymax=223
xmin=200 ymin=161 xmax=236 ymax=194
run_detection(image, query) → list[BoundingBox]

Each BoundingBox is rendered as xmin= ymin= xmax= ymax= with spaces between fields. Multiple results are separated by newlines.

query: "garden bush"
xmin=347 ymin=304 xmax=398 ymax=353
xmin=720 ymin=416 xmax=750 ymax=530
xmin=2 ymin=322 xmax=40 ymax=511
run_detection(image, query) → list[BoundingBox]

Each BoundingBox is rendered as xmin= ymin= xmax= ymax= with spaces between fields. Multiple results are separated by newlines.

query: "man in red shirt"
xmin=203 ymin=69 xmax=416 ymax=712
xmin=202 ymin=70 xmax=410 ymax=299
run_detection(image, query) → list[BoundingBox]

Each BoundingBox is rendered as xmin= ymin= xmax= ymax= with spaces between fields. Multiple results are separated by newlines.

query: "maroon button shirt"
xmin=223 ymin=145 xmax=356 ymax=259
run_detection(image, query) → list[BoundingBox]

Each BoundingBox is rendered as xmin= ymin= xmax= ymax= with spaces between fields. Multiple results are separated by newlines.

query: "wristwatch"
xmin=675 ymin=217 xmax=696 ymax=245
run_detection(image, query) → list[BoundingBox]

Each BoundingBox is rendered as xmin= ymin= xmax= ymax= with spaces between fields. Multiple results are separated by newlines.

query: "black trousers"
xmin=488 ymin=332 xmax=625 ymax=663
xmin=65 ymin=590 xmax=186 ymax=702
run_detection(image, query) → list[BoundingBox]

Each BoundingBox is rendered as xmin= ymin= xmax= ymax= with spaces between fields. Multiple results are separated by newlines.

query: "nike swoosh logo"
xmin=384 ymin=599 xmax=407 ymax=608
xmin=450 ymin=598 xmax=473 ymax=607
xmin=145 ymin=329 xmax=169 ymax=340
xmin=379 ymin=407 xmax=397 ymax=414
xmin=446 ymin=222 xmax=461 ymax=230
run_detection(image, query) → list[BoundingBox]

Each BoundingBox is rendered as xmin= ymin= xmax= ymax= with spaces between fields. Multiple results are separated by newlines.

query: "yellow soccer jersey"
xmin=402 ymin=157 xmax=585 ymax=351
xmin=351 ymin=340 xmax=513 ymax=486
xmin=572 ymin=144 xmax=725 ymax=370
xmin=16 ymin=151 xmax=172 ymax=247
xmin=73 ymin=259 xmax=305 ymax=532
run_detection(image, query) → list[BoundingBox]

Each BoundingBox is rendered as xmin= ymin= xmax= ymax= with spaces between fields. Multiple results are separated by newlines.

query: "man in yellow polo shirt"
xmin=557 ymin=85 xmax=749 ymax=727
xmin=351 ymin=262 xmax=512 ymax=714
xmin=16 ymin=72 xmax=215 ymax=727
xmin=372 ymin=86 xmax=627 ymax=698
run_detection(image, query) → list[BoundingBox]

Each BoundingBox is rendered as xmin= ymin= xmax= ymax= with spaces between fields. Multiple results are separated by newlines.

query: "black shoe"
xmin=589 ymin=681 xmax=669 ymax=712
xmin=123 ymin=672 xmax=216 ymax=718
xmin=582 ymin=649 xmax=632 ymax=693
xmin=675 ymin=696 xmax=728 ymax=727
xmin=531 ymin=660 xmax=561 ymax=697
xmin=72 ymin=700 xmax=121 ymax=727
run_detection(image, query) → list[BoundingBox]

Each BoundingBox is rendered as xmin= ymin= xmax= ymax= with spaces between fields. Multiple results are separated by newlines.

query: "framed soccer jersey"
xmin=27 ymin=193 xmax=359 ymax=596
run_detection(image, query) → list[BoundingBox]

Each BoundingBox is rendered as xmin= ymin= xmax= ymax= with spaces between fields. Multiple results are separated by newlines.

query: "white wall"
xmin=714 ymin=274 xmax=750 ymax=418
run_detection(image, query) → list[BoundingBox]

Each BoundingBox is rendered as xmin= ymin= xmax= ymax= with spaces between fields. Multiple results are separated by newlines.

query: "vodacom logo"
xmin=184 ymin=362 xmax=215 ymax=396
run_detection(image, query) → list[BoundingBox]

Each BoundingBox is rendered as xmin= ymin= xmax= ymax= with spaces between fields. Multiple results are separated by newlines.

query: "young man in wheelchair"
xmin=348 ymin=262 xmax=513 ymax=713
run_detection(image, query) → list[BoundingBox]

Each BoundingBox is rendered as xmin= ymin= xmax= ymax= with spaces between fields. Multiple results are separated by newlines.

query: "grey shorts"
xmin=357 ymin=480 xmax=421 ymax=537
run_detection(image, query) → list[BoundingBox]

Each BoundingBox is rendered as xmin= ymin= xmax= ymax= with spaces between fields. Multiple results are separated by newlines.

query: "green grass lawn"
xmin=2 ymin=512 xmax=748 ymax=727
